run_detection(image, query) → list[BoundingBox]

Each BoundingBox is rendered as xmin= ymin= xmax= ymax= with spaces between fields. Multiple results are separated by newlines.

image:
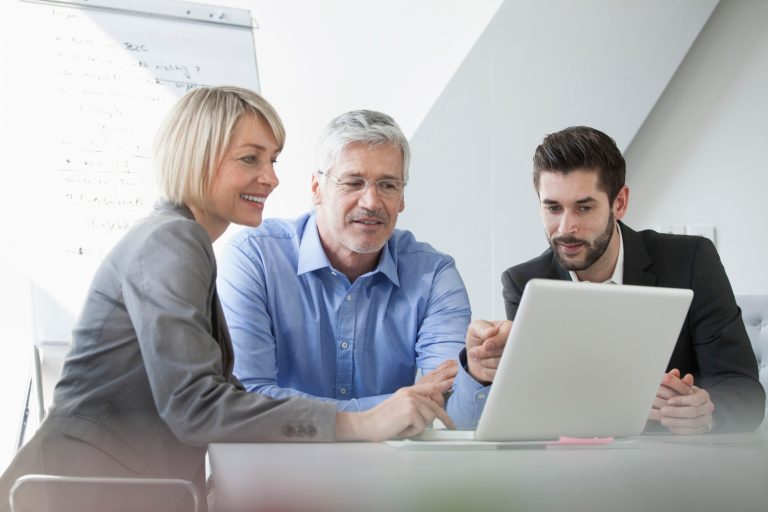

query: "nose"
xmin=559 ymin=210 xmax=578 ymax=235
xmin=261 ymin=161 xmax=279 ymax=190
xmin=357 ymin=181 xmax=383 ymax=208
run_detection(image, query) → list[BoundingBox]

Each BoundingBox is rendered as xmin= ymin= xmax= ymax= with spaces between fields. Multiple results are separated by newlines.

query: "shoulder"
xmin=389 ymin=229 xmax=456 ymax=268
xmin=121 ymin=208 xmax=214 ymax=264
xmin=225 ymin=214 xmax=307 ymax=254
xmin=502 ymin=249 xmax=555 ymax=286
xmin=634 ymin=227 xmax=716 ymax=261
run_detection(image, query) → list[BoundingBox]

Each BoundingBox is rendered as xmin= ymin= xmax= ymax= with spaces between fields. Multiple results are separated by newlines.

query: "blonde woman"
xmin=0 ymin=86 xmax=452 ymax=512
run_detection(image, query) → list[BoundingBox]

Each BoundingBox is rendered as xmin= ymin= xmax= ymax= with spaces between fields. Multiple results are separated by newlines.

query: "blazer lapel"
xmin=619 ymin=222 xmax=656 ymax=287
xmin=547 ymin=250 xmax=573 ymax=281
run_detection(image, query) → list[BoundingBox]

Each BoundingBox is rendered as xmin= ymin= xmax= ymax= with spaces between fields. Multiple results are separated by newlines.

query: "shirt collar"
xmin=297 ymin=212 xmax=400 ymax=286
xmin=569 ymin=222 xmax=624 ymax=284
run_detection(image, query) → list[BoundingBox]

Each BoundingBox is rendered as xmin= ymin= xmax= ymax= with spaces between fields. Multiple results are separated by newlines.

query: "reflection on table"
xmin=208 ymin=432 xmax=768 ymax=512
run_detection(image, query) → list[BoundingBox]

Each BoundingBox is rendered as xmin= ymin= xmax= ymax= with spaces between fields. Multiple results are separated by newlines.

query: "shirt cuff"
xmin=446 ymin=348 xmax=491 ymax=428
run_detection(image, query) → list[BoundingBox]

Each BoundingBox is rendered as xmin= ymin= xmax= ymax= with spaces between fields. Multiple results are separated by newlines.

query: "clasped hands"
xmin=650 ymin=368 xmax=715 ymax=434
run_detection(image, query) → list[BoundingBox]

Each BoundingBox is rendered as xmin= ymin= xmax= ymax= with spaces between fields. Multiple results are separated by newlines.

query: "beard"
xmin=549 ymin=212 xmax=615 ymax=271
xmin=342 ymin=208 xmax=392 ymax=254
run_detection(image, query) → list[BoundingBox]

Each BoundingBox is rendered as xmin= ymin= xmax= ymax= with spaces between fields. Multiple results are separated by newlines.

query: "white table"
xmin=209 ymin=432 xmax=768 ymax=512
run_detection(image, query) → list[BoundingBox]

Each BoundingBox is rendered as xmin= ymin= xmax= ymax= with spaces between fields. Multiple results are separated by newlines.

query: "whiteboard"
xmin=9 ymin=0 xmax=260 ymax=340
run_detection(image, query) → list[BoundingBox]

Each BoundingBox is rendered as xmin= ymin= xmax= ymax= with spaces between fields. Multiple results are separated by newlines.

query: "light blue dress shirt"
xmin=217 ymin=212 xmax=488 ymax=427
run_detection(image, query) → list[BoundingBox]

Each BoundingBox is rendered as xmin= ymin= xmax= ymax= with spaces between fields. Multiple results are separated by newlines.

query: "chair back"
xmin=10 ymin=474 xmax=202 ymax=512
xmin=33 ymin=340 xmax=70 ymax=422
xmin=736 ymin=294 xmax=768 ymax=430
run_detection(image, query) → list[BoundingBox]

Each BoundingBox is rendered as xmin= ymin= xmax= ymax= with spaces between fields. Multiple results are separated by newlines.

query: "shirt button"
xmin=295 ymin=425 xmax=306 ymax=437
xmin=340 ymin=387 xmax=348 ymax=395
xmin=340 ymin=341 xmax=349 ymax=349
xmin=282 ymin=425 xmax=295 ymax=437
xmin=477 ymin=393 xmax=487 ymax=400
xmin=346 ymin=295 xmax=352 ymax=301
xmin=332 ymin=271 xmax=337 ymax=276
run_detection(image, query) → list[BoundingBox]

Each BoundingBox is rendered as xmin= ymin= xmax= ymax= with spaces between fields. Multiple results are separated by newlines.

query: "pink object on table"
xmin=551 ymin=436 xmax=614 ymax=445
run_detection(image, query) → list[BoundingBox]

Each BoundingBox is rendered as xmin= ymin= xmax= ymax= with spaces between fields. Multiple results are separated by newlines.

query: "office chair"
xmin=737 ymin=294 xmax=768 ymax=430
xmin=11 ymin=343 xmax=204 ymax=511
xmin=10 ymin=474 xmax=202 ymax=512
xmin=16 ymin=341 xmax=70 ymax=450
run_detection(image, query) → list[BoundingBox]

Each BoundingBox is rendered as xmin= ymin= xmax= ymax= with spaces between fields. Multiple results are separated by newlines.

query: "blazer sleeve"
xmin=685 ymin=238 xmax=765 ymax=432
xmin=501 ymin=268 xmax=525 ymax=320
xmin=122 ymin=220 xmax=337 ymax=445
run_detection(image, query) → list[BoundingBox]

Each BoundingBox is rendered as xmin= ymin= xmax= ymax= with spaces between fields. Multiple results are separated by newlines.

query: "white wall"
xmin=0 ymin=0 xmax=502 ymax=472
xmin=401 ymin=0 xmax=717 ymax=320
xmin=624 ymin=0 xmax=768 ymax=295
xmin=214 ymin=0 xmax=505 ymax=223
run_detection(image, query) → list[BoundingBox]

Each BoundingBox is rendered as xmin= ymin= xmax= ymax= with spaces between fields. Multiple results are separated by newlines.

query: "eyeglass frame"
xmin=316 ymin=170 xmax=406 ymax=197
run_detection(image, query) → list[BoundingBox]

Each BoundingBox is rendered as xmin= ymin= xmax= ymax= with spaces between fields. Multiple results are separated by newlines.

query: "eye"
xmin=378 ymin=180 xmax=400 ymax=192
xmin=340 ymin=178 xmax=366 ymax=191
xmin=239 ymin=155 xmax=258 ymax=165
xmin=577 ymin=205 xmax=592 ymax=213
xmin=545 ymin=205 xmax=562 ymax=213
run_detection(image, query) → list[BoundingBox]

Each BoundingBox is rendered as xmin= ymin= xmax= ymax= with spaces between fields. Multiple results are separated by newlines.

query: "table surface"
xmin=209 ymin=431 xmax=768 ymax=512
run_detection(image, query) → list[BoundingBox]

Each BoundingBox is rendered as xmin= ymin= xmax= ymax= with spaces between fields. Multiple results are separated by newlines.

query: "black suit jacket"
xmin=501 ymin=222 xmax=765 ymax=433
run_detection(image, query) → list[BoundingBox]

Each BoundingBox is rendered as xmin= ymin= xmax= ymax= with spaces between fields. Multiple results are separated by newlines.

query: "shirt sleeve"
xmin=410 ymin=257 xmax=481 ymax=426
xmin=217 ymin=239 xmax=388 ymax=412
xmin=124 ymin=220 xmax=336 ymax=445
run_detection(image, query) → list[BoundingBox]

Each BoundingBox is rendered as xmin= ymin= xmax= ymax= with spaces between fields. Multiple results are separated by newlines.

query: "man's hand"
xmin=415 ymin=360 xmax=458 ymax=407
xmin=649 ymin=369 xmax=715 ymax=434
xmin=335 ymin=381 xmax=456 ymax=442
xmin=465 ymin=320 xmax=512 ymax=384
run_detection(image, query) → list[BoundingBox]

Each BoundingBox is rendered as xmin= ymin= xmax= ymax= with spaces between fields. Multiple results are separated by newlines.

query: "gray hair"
xmin=315 ymin=110 xmax=410 ymax=183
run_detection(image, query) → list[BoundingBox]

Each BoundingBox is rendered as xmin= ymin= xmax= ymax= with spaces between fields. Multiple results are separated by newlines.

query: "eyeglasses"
xmin=317 ymin=171 xmax=405 ymax=197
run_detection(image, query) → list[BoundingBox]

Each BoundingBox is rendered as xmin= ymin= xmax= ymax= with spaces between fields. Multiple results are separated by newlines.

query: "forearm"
xmin=706 ymin=378 xmax=766 ymax=432
xmin=250 ymin=383 xmax=393 ymax=412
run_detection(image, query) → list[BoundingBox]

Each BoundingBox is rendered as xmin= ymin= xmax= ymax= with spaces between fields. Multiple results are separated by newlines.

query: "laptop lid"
xmin=475 ymin=279 xmax=693 ymax=441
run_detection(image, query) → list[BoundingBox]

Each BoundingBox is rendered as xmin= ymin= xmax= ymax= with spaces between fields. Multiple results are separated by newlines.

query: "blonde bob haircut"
xmin=154 ymin=85 xmax=285 ymax=207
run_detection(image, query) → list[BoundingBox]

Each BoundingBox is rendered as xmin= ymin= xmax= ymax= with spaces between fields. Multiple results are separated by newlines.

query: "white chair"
xmin=10 ymin=474 xmax=202 ymax=512
xmin=12 ymin=343 xmax=203 ymax=511
xmin=16 ymin=340 xmax=70 ymax=450
xmin=736 ymin=294 xmax=768 ymax=430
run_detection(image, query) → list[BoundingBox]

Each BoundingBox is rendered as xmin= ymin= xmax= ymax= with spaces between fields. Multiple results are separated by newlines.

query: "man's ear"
xmin=613 ymin=185 xmax=630 ymax=220
xmin=311 ymin=173 xmax=321 ymax=206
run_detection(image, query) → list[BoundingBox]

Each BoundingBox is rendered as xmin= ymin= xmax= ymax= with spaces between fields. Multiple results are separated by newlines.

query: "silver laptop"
xmin=411 ymin=279 xmax=693 ymax=444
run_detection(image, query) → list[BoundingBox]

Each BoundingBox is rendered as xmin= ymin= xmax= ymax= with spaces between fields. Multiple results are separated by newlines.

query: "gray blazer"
xmin=1 ymin=200 xmax=336 ymax=512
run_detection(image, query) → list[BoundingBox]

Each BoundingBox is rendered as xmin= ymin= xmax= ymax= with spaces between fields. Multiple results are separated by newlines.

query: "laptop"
xmin=405 ymin=279 xmax=693 ymax=445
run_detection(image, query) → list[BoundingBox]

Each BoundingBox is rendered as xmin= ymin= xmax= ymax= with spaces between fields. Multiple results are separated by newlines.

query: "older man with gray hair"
xmin=218 ymin=110 xmax=489 ymax=427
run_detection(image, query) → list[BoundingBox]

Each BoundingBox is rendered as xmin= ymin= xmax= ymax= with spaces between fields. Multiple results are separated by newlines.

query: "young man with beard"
xmin=470 ymin=126 xmax=763 ymax=434
xmin=218 ymin=110 xmax=490 ymax=427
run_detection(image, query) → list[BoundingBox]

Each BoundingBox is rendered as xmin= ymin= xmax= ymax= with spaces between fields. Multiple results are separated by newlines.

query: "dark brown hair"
xmin=533 ymin=126 xmax=626 ymax=203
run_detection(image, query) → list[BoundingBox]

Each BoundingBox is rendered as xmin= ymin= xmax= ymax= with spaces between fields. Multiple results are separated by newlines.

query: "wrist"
xmin=461 ymin=349 xmax=490 ymax=385
xmin=335 ymin=411 xmax=364 ymax=441
xmin=467 ymin=361 xmax=492 ymax=386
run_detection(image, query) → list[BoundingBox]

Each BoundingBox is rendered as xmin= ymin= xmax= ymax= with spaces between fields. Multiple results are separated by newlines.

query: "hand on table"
xmin=335 ymin=381 xmax=456 ymax=442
